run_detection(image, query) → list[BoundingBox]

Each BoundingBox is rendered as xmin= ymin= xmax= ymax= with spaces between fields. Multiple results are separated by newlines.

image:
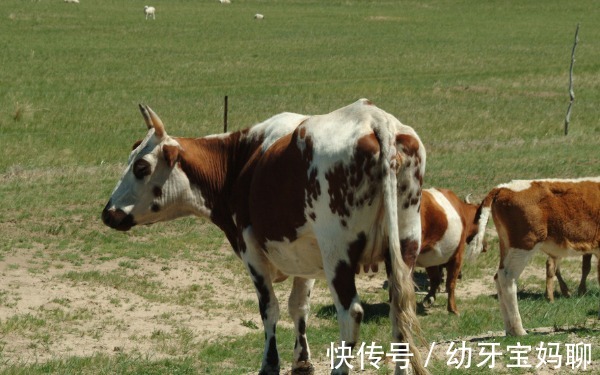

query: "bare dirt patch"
xmin=0 ymin=233 xmax=595 ymax=373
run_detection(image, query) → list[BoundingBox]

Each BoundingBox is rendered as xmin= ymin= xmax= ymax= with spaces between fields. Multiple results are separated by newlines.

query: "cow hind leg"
xmin=321 ymin=241 xmax=364 ymax=375
xmin=545 ymin=257 xmax=565 ymax=302
xmin=423 ymin=266 xmax=441 ymax=308
xmin=579 ymin=254 xmax=592 ymax=295
xmin=554 ymin=258 xmax=571 ymax=298
xmin=288 ymin=277 xmax=316 ymax=375
xmin=445 ymin=253 xmax=463 ymax=315
xmin=495 ymin=247 xmax=534 ymax=336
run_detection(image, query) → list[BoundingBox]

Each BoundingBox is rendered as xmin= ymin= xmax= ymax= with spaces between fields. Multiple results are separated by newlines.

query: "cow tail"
xmin=465 ymin=188 xmax=498 ymax=259
xmin=374 ymin=124 xmax=428 ymax=375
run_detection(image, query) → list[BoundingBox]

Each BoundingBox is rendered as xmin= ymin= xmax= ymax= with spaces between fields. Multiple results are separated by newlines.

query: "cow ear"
xmin=139 ymin=104 xmax=166 ymax=138
xmin=162 ymin=145 xmax=180 ymax=168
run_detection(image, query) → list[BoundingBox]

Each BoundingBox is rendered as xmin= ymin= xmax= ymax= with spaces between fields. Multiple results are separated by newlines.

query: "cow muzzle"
xmin=102 ymin=204 xmax=136 ymax=231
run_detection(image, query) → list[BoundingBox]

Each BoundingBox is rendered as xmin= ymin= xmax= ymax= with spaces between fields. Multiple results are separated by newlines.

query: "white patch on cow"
xmin=498 ymin=176 xmax=600 ymax=192
xmin=416 ymin=188 xmax=463 ymax=268
xmin=536 ymin=240 xmax=599 ymax=258
xmin=246 ymin=112 xmax=309 ymax=153
xmin=498 ymin=180 xmax=532 ymax=192
xmin=496 ymin=246 xmax=535 ymax=336
xmin=301 ymin=100 xmax=377 ymax=158
xmin=264 ymin=234 xmax=324 ymax=279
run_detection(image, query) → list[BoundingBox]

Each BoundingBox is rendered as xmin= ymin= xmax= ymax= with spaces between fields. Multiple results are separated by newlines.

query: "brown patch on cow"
xmin=299 ymin=126 xmax=307 ymax=139
xmin=308 ymin=212 xmax=316 ymax=221
xmin=438 ymin=188 xmax=481 ymax=244
xmin=332 ymin=233 xmax=366 ymax=310
xmin=173 ymin=131 xmax=266 ymax=255
xmin=304 ymin=136 xmax=321 ymax=210
xmin=354 ymin=310 xmax=363 ymax=324
xmin=248 ymin=129 xmax=314 ymax=247
xmin=326 ymin=163 xmax=352 ymax=218
xmin=413 ymin=166 xmax=423 ymax=187
xmin=162 ymin=145 xmax=180 ymax=168
xmin=400 ymin=238 xmax=419 ymax=269
xmin=419 ymin=190 xmax=449 ymax=255
xmin=325 ymin=133 xmax=380 ymax=218
xmin=396 ymin=134 xmax=420 ymax=157
xmin=491 ymin=180 xmax=600 ymax=251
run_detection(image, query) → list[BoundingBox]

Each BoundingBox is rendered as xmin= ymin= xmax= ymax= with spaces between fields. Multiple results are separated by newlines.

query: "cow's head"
xmin=102 ymin=105 xmax=200 ymax=231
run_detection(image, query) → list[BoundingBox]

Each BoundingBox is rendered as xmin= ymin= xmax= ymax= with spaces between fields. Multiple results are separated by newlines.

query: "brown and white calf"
xmin=102 ymin=99 xmax=429 ymax=375
xmin=416 ymin=188 xmax=484 ymax=314
xmin=476 ymin=178 xmax=600 ymax=336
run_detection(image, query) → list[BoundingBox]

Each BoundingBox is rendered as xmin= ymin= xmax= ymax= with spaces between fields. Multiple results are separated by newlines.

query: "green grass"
xmin=1 ymin=0 xmax=599 ymax=373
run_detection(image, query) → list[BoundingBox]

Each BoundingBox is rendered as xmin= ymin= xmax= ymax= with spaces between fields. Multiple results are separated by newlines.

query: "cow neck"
xmin=174 ymin=130 xmax=260 ymax=253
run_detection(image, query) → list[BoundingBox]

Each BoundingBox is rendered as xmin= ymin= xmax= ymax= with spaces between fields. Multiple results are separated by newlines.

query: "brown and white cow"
xmin=102 ymin=99 xmax=429 ymax=375
xmin=416 ymin=188 xmax=485 ymax=315
xmin=475 ymin=178 xmax=600 ymax=336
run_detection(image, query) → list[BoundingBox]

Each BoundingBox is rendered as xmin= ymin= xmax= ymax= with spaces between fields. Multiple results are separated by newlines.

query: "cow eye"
xmin=133 ymin=159 xmax=152 ymax=179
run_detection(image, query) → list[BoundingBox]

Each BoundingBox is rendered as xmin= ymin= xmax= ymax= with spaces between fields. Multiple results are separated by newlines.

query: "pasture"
xmin=0 ymin=0 xmax=599 ymax=373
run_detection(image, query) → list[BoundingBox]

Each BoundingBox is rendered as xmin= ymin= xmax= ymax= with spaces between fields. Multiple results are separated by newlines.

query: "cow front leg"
xmin=244 ymin=260 xmax=280 ymax=375
xmin=545 ymin=257 xmax=558 ymax=302
xmin=495 ymin=247 xmax=534 ymax=336
xmin=288 ymin=277 xmax=315 ymax=374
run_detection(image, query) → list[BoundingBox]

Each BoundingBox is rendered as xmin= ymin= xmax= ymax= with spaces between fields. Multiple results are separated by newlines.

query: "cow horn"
xmin=138 ymin=104 xmax=166 ymax=138
xmin=465 ymin=193 xmax=473 ymax=204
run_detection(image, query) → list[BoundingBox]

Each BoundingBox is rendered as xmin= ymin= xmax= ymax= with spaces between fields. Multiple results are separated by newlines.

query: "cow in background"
xmin=475 ymin=178 xmax=600 ymax=336
xmin=416 ymin=188 xmax=485 ymax=315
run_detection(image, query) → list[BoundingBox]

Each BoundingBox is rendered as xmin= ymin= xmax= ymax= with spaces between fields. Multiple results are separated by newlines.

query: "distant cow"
xmin=102 ymin=100 xmax=429 ymax=375
xmin=416 ymin=188 xmax=485 ymax=315
xmin=144 ymin=6 xmax=155 ymax=20
xmin=477 ymin=178 xmax=600 ymax=336
xmin=546 ymin=254 xmax=592 ymax=302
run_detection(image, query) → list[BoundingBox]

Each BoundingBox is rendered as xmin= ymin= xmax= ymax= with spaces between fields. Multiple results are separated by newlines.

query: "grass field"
xmin=0 ymin=0 xmax=599 ymax=374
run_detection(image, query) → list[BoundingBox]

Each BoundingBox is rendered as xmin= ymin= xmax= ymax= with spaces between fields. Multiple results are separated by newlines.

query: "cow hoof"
xmin=422 ymin=295 xmax=435 ymax=308
xmin=291 ymin=361 xmax=314 ymax=375
xmin=259 ymin=365 xmax=280 ymax=375
xmin=506 ymin=328 xmax=527 ymax=336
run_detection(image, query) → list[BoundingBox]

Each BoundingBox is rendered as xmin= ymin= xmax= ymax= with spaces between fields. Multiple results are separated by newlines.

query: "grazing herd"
xmin=102 ymin=101 xmax=598 ymax=374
